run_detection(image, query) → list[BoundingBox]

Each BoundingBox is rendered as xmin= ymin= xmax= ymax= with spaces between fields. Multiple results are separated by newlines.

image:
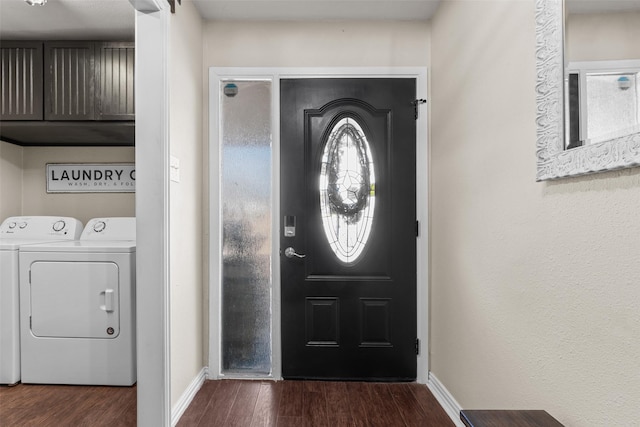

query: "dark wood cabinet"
xmin=44 ymin=41 xmax=135 ymax=121
xmin=44 ymin=41 xmax=96 ymax=120
xmin=0 ymin=41 xmax=44 ymax=120
xmin=0 ymin=40 xmax=134 ymax=146
xmin=95 ymin=42 xmax=135 ymax=120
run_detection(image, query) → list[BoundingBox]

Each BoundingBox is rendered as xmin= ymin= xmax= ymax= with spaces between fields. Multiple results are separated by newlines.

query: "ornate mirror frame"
xmin=535 ymin=0 xmax=640 ymax=181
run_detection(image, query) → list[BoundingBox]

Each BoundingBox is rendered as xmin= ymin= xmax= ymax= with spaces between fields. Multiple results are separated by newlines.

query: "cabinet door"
xmin=44 ymin=41 xmax=95 ymax=120
xmin=95 ymin=42 xmax=134 ymax=120
xmin=0 ymin=41 xmax=43 ymax=120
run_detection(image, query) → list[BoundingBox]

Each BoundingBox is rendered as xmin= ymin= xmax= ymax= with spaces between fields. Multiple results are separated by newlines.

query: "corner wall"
xmin=21 ymin=146 xmax=135 ymax=225
xmin=169 ymin=0 xmax=205 ymax=408
xmin=202 ymin=19 xmax=431 ymax=378
xmin=430 ymin=1 xmax=640 ymax=426
xmin=0 ymin=142 xmax=135 ymax=225
xmin=0 ymin=141 xmax=23 ymax=221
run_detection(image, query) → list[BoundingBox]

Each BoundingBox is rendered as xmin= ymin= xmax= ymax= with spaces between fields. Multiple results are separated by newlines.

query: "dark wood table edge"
xmin=460 ymin=409 xmax=564 ymax=427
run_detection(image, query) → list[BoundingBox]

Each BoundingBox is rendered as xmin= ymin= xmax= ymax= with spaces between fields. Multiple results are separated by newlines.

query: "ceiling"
xmin=0 ymin=0 xmax=135 ymax=40
xmin=2 ymin=0 xmax=639 ymax=41
xmin=0 ymin=0 xmax=442 ymax=41
xmin=191 ymin=0 xmax=442 ymax=21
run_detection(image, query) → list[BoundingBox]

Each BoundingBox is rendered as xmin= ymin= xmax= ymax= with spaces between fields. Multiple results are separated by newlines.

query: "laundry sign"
xmin=46 ymin=164 xmax=135 ymax=193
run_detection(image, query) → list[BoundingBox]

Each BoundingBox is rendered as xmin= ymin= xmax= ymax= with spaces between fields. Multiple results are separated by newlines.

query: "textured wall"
xmin=202 ymin=19 xmax=431 ymax=378
xmin=1 ymin=142 xmax=134 ymax=225
xmin=169 ymin=0 xmax=204 ymax=408
xmin=203 ymin=20 xmax=430 ymax=68
xmin=0 ymin=142 xmax=23 ymax=221
xmin=567 ymin=12 xmax=640 ymax=61
xmin=19 ymin=146 xmax=134 ymax=225
xmin=430 ymin=1 xmax=640 ymax=426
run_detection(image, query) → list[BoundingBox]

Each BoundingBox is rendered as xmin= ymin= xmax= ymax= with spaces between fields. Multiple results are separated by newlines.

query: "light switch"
xmin=170 ymin=156 xmax=180 ymax=183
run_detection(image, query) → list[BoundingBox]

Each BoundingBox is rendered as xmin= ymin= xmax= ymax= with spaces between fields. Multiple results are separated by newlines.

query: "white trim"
xmin=567 ymin=59 xmax=640 ymax=73
xmin=415 ymin=69 xmax=429 ymax=385
xmin=171 ymin=367 xmax=208 ymax=426
xmin=128 ymin=0 xmax=163 ymax=12
xmin=427 ymin=372 xmax=466 ymax=427
xmin=208 ymin=67 xmax=429 ymax=381
xmin=133 ymin=1 xmax=171 ymax=426
xmin=272 ymin=77 xmax=282 ymax=380
xmin=207 ymin=69 xmax=222 ymax=379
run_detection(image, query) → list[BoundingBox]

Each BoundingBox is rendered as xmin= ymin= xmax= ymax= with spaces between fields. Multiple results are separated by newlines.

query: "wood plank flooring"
xmin=179 ymin=380 xmax=455 ymax=427
xmin=0 ymin=383 xmax=136 ymax=426
xmin=0 ymin=380 xmax=454 ymax=427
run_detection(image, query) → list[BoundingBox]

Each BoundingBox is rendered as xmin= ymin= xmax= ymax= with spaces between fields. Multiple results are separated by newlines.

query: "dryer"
xmin=0 ymin=216 xmax=83 ymax=385
xmin=19 ymin=217 xmax=136 ymax=386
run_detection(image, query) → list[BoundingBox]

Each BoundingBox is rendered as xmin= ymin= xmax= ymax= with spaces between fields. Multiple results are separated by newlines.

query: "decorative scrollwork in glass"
xmin=320 ymin=117 xmax=375 ymax=264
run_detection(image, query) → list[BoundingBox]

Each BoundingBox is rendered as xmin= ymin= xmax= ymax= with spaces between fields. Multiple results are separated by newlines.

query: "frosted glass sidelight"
xmin=320 ymin=117 xmax=375 ymax=264
xmin=221 ymin=80 xmax=272 ymax=374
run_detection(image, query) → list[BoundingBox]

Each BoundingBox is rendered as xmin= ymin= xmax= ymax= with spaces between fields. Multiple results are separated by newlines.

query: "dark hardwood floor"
xmin=0 ymin=380 xmax=454 ymax=426
xmin=0 ymin=383 xmax=136 ymax=426
xmin=179 ymin=380 xmax=455 ymax=427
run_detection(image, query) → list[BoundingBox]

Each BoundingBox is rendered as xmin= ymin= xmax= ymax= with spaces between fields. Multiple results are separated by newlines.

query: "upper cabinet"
xmin=0 ymin=40 xmax=134 ymax=146
xmin=44 ymin=41 xmax=96 ymax=120
xmin=0 ymin=41 xmax=44 ymax=120
xmin=43 ymin=41 xmax=135 ymax=121
xmin=95 ymin=42 xmax=135 ymax=121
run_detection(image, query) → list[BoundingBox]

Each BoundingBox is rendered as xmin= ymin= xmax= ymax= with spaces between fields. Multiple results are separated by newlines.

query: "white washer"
xmin=19 ymin=217 xmax=136 ymax=386
xmin=0 ymin=216 xmax=83 ymax=385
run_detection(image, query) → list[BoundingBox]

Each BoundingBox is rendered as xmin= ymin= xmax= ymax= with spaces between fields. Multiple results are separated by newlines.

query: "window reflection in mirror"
xmin=565 ymin=61 xmax=640 ymax=148
xmin=564 ymin=0 xmax=640 ymax=150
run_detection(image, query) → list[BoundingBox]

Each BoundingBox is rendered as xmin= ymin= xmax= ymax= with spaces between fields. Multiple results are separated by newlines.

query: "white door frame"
xmin=131 ymin=0 xmax=172 ymax=426
xmin=208 ymin=67 xmax=429 ymax=383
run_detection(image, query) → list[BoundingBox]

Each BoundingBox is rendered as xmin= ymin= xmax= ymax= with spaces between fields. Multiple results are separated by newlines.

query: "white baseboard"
xmin=171 ymin=367 xmax=208 ymax=426
xmin=427 ymin=372 xmax=466 ymax=427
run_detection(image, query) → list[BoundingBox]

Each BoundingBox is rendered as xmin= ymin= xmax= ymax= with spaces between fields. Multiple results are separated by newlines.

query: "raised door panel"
xmin=95 ymin=42 xmax=135 ymax=120
xmin=44 ymin=41 xmax=95 ymax=120
xmin=30 ymin=261 xmax=120 ymax=339
xmin=0 ymin=41 xmax=43 ymax=120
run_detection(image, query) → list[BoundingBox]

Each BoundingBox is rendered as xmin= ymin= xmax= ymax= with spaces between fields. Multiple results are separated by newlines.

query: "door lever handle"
xmin=284 ymin=247 xmax=306 ymax=259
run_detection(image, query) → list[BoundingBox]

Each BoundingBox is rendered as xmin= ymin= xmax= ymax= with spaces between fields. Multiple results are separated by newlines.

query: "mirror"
xmin=535 ymin=0 xmax=640 ymax=180
xmin=565 ymin=1 xmax=640 ymax=149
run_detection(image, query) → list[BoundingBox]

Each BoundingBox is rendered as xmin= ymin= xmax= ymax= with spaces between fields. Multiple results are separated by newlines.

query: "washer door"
xmin=30 ymin=261 xmax=120 ymax=339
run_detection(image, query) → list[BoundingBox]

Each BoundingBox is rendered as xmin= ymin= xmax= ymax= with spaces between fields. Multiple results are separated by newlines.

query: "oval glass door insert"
xmin=319 ymin=116 xmax=375 ymax=264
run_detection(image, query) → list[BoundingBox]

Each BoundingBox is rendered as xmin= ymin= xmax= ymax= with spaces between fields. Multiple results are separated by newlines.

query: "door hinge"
xmin=412 ymin=99 xmax=427 ymax=120
xmin=415 ymin=338 xmax=420 ymax=355
xmin=416 ymin=220 xmax=420 ymax=237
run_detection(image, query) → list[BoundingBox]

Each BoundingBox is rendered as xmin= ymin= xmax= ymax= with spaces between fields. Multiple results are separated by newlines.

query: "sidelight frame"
xmin=208 ymin=67 xmax=429 ymax=382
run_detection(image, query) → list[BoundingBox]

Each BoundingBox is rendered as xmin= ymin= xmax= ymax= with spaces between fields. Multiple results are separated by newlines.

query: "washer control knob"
xmin=8 ymin=222 xmax=17 ymax=229
xmin=93 ymin=221 xmax=107 ymax=233
xmin=52 ymin=220 xmax=66 ymax=232
xmin=19 ymin=222 xmax=28 ymax=229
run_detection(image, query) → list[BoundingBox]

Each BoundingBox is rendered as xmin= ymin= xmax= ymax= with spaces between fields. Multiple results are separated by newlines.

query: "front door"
xmin=280 ymin=78 xmax=417 ymax=380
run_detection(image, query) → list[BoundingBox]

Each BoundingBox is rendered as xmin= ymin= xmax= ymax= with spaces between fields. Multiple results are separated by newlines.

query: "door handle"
xmin=101 ymin=289 xmax=114 ymax=312
xmin=284 ymin=247 xmax=306 ymax=259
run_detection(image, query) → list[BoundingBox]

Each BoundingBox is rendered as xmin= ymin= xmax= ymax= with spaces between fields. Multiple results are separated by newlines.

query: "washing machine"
xmin=0 ymin=216 xmax=83 ymax=385
xmin=19 ymin=217 xmax=136 ymax=386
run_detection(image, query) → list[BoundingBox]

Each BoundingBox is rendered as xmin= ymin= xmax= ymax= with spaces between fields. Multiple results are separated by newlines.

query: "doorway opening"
xmin=209 ymin=68 xmax=430 ymax=382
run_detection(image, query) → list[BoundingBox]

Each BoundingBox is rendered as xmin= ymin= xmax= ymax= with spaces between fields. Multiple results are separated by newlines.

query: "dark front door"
xmin=281 ymin=78 xmax=417 ymax=381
